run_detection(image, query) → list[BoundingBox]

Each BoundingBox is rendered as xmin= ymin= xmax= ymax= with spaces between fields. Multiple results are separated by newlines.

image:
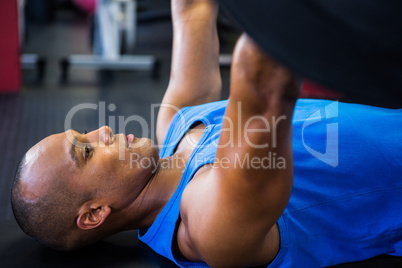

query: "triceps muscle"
xmin=213 ymin=34 xmax=301 ymax=227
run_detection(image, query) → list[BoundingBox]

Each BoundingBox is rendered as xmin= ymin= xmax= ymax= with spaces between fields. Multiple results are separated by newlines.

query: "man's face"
xmin=21 ymin=126 xmax=159 ymax=210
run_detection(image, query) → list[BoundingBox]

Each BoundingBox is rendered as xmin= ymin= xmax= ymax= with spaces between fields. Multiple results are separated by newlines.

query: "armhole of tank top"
xmin=171 ymin=120 xmax=206 ymax=155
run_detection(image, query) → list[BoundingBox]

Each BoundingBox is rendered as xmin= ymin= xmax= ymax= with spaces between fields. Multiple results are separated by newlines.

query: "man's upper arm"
xmin=179 ymin=35 xmax=301 ymax=267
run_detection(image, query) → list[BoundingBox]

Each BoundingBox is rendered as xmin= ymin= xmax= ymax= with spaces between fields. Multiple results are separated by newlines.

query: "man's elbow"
xmin=232 ymin=34 xmax=302 ymax=103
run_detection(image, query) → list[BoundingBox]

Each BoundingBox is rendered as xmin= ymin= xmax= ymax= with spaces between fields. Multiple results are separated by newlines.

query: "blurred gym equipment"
xmin=60 ymin=0 xmax=157 ymax=82
xmin=20 ymin=0 xmax=47 ymax=82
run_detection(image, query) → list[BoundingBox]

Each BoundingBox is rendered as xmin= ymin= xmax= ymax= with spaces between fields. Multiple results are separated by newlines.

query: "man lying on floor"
xmin=11 ymin=0 xmax=401 ymax=267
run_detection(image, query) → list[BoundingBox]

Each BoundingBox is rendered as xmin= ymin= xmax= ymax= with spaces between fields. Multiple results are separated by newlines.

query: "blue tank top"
xmin=139 ymin=99 xmax=402 ymax=267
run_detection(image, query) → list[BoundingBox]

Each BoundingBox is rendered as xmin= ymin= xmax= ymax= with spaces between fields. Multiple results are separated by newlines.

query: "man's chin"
xmin=126 ymin=138 xmax=159 ymax=174
xmin=129 ymin=137 xmax=149 ymax=148
xmin=128 ymin=137 xmax=158 ymax=158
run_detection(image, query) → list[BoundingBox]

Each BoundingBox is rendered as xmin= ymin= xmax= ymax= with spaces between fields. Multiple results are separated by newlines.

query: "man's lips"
xmin=126 ymin=134 xmax=135 ymax=147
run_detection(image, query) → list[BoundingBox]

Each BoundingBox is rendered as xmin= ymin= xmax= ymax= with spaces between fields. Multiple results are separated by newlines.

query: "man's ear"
xmin=76 ymin=202 xmax=111 ymax=230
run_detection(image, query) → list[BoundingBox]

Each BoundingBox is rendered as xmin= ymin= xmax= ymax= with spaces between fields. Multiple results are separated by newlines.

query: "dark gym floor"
xmin=0 ymin=1 xmax=401 ymax=267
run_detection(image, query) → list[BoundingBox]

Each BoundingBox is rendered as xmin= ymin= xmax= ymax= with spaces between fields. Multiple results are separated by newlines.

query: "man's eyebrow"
xmin=70 ymin=130 xmax=80 ymax=167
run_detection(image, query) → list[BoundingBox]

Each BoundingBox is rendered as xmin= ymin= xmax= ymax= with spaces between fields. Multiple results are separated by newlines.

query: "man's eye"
xmin=84 ymin=145 xmax=92 ymax=160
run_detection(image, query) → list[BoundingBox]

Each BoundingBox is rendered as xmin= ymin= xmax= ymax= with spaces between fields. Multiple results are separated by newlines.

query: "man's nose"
xmin=100 ymin=126 xmax=114 ymax=145
xmin=88 ymin=126 xmax=114 ymax=145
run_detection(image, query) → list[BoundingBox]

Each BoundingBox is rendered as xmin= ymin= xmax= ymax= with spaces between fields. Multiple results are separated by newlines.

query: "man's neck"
xmin=122 ymin=156 xmax=186 ymax=230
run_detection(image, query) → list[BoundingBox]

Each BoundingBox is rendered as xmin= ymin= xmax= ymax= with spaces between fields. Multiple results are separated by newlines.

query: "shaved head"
xmin=11 ymin=127 xmax=158 ymax=250
xmin=11 ymin=135 xmax=93 ymax=250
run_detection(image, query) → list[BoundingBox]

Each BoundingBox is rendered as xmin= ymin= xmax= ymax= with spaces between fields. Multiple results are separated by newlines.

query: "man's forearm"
xmin=156 ymin=0 xmax=221 ymax=144
xmin=166 ymin=0 xmax=221 ymax=107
